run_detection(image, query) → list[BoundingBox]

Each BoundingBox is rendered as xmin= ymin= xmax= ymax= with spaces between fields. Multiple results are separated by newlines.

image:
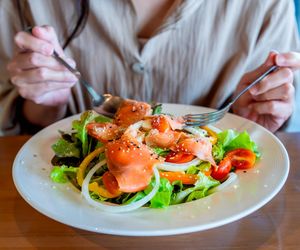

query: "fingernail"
xmin=270 ymin=49 xmax=279 ymax=54
xmin=67 ymin=73 xmax=78 ymax=81
xmin=276 ymin=55 xmax=286 ymax=65
xmin=249 ymin=88 xmax=257 ymax=95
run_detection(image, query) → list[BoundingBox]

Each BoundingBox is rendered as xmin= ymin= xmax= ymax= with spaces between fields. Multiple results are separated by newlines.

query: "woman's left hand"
xmin=232 ymin=51 xmax=300 ymax=132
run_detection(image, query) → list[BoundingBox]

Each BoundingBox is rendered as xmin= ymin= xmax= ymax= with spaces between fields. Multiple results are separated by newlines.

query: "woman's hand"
xmin=6 ymin=26 xmax=77 ymax=127
xmin=232 ymin=51 xmax=299 ymax=132
xmin=7 ymin=26 xmax=77 ymax=106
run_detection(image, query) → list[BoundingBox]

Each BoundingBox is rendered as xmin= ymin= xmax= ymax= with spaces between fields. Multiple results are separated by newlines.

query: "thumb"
xmin=255 ymin=51 xmax=277 ymax=75
xmin=243 ymin=51 xmax=277 ymax=85
xmin=31 ymin=25 xmax=64 ymax=56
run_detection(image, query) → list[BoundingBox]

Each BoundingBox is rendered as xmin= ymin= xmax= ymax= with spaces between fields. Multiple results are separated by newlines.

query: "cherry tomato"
xmin=151 ymin=115 xmax=170 ymax=132
xmin=102 ymin=171 xmax=122 ymax=196
xmin=211 ymin=157 xmax=232 ymax=181
xmin=226 ymin=148 xmax=256 ymax=169
xmin=160 ymin=171 xmax=198 ymax=184
xmin=165 ymin=151 xmax=195 ymax=163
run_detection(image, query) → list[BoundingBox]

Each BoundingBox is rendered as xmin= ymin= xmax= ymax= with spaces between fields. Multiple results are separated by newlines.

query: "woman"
xmin=1 ymin=0 xmax=300 ymax=135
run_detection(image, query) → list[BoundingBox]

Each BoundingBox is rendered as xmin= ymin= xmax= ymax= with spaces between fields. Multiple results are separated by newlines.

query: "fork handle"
xmin=52 ymin=51 xmax=104 ymax=105
xmin=25 ymin=27 xmax=103 ymax=106
xmin=228 ymin=65 xmax=279 ymax=106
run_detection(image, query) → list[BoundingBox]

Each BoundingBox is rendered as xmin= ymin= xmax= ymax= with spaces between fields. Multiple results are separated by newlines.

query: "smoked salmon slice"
xmin=105 ymin=132 xmax=160 ymax=193
xmin=145 ymin=129 xmax=182 ymax=149
xmin=114 ymin=100 xmax=152 ymax=127
xmin=144 ymin=115 xmax=183 ymax=149
xmin=174 ymin=136 xmax=216 ymax=166
xmin=86 ymin=122 xmax=122 ymax=142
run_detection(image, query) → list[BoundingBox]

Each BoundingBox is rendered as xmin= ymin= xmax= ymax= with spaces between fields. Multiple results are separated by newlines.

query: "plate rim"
xmin=12 ymin=103 xmax=290 ymax=236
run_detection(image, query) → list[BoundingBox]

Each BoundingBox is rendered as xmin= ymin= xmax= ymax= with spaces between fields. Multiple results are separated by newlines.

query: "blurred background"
xmin=296 ymin=0 xmax=300 ymax=32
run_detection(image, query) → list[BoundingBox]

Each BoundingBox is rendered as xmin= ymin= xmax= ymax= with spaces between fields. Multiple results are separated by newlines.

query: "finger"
xmin=11 ymin=67 xmax=77 ymax=85
xmin=249 ymin=100 xmax=293 ymax=119
xmin=249 ymin=51 xmax=277 ymax=77
xmin=14 ymin=31 xmax=54 ymax=56
xmin=275 ymin=52 xmax=300 ymax=68
xmin=252 ymin=82 xmax=295 ymax=102
xmin=17 ymin=81 xmax=76 ymax=99
xmin=33 ymin=88 xmax=71 ymax=106
xmin=7 ymin=52 xmax=65 ymax=71
xmin=238 ymin=51 xmax=278 ymax=91
xmin=32 ymin=26 xmax=64 ymax=56
xmin=249 ymin=67 xmax=294 ymax=95
xmin=18 ymin=86 xmax=72 ymax=106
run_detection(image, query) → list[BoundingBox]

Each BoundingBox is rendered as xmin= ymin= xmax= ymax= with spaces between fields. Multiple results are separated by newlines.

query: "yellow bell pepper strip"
xmin=88 ymin=182 xmax=122 ymax=198
xmin=201 ymin=126 xmax=218 ymax=145
xmin=77 ymin=147 xmax=105 ymax=186
xmin=160 ymin=171 xmax=199 ymax=185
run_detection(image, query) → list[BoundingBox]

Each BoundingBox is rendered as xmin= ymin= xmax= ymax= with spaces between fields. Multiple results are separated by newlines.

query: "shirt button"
xmin=132 ymin=62 xmax=145 ymax=74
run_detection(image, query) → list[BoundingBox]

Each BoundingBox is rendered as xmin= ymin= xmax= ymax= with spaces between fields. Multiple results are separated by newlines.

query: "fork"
xmin=184 ymin=65 xmax=279 ymax=127
xmin=52 ymin=51 xmax=124 ymax=113
xmin=25 ymin=27 xmax=124 ymax=113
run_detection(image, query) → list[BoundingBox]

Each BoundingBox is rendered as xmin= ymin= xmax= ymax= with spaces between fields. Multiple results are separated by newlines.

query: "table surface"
xmin=0 ymin=132 xmax=299 ymax=249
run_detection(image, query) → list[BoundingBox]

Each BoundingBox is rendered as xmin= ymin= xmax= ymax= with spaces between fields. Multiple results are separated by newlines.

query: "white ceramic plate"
xmin=12 ymin=104 xmax=289 ymax=236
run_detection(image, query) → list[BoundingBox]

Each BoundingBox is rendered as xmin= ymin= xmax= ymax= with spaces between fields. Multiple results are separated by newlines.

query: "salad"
xmin=50 ymin=100 xmax=260 ymax=213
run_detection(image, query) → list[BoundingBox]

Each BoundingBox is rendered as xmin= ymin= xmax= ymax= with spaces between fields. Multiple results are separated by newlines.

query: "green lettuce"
xmin=171 ymin=172 xmax=219 ymax=204
xmin=145 ymin=178 xmax=173 ymax=208
xmin=152 ymin=147 xmax=170 ymax=157
xmin=71 ymin=111 xmax=112 ymax=157
xmin=186 ymin=161 xmax=211 ymax=175
xmin=212 ymin=129 xmax=260 ymax=162
xmin=123 ymin=192 xmax=146 ymax=205
xmin=51 ymin=138 xmax=81 ymax=158
xmin=72 ymin=111 xmax=98 ymax=156
xmin=50 ymin=165 xmax=78 ymax=183
xmin=152 ymin=104 xmax=162 ymax=115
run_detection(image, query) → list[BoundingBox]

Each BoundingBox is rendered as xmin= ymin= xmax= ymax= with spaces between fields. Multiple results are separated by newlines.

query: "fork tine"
xmin=185 ymin=106 xmax=230 ymax=119
xmin=185 ymin=115 xmax=223 ymax=126
xmin=184 ymin=107 xmax=229 ymax=126
xmin=184 ymin=66 xmax=278 ymax=127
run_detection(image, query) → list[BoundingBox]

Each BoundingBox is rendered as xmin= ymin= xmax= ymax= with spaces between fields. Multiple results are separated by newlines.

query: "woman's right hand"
xmin=7 ymin=26 xmax=77 ymax=107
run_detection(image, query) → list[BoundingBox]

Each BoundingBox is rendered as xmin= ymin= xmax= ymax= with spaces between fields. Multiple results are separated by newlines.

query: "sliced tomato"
xmin=151 ymin=115 xmax=170 ymax=132
xmin=160 ymin=171 xmax=198 ymax=185
xmin=211 ymin=157 xmax=231 ymax=181
xmin=165 ymin=151 xmax=195 ymax=163
xmin=102 ymin=171 xmax=122 ymax=196
xmin=226 ymin=148 xmax=256 ymax=169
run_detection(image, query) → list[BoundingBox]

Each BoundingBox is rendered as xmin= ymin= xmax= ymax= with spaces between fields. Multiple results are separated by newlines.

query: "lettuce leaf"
xmin=71 ymin=111 xmax=112 ymax=157
xmin=94 ymin=114 xmax=113 ymax=123
xmin=145 ymin=178 xmax=173 ymax=208
xmin=186 ymin=161 xmax=211 ymax=175
xmin=152 ymin=147 xmax=170 ymax=157
xmin=171 ymin=172 xmax=219 ymax=204
xmin=213 ymin=129 xmax=260 ymax=162
xmin=51 ymin=138 xmax=81 ymax=158
xmin=122 ymin=192 xmax=146 ymax=205
xmin=152 ymin=104 xmax=162 ymax=115
xmin=72 ymin=111 xmax=98 ymax=156
xmin=50 ymin=165 xmax=78 ymax=183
